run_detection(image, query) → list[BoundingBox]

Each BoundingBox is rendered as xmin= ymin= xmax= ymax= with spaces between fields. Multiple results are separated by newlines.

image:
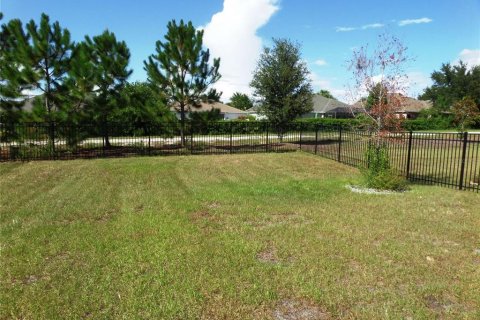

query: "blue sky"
xmin=2 ymin=0 xmax=479 ymax=102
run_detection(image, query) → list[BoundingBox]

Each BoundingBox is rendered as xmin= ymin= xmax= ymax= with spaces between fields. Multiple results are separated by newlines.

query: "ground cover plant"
xmin=1 ymin=152 xmax=479 ymax=319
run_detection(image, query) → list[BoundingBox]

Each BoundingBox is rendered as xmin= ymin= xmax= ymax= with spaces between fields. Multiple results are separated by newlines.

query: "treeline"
xmin=0 ymin=13 xmax=175 ymax=129
xmin=417 ymin=62 xmax=480 ymax=129
xmin=1 ymin=13 xmax=227 ymax=146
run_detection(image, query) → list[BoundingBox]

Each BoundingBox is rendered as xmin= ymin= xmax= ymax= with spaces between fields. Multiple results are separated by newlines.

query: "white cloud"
xmin=336 ymin=26 xmax=356 ymax=32
xmin=309 ymin=72 xmax=348 ymax=102
xmin=406 ymin=71 xmax=432 ymax=97
xmin=201 ymin=0 xmax=279 ymax=101
xmin=361 ymin=23 xmax=384 ymax=30
xmin=455 ymin=49 xmax=480 ymax=68
xmin=314 ymin=59 xmax=327 ymax=66
xmin=398 ymin=17 xmax=433 ymax=26
xmin=336 ymin=22 xmax=384 ymax=32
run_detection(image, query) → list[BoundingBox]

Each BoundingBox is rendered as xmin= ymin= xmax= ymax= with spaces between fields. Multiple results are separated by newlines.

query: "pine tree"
xmin=144 ymin=19 xmax=221 ymax=146
xmin=3 ymin=13 xmax=74 ymax=149
xmin=62 ymin=42 xmax=97 ymax=125
xmin=20 ymin=13 xmax=74 ymax=121
xmin=85 ymin=30 xmax=132 ymax=147
xmin=0 ymin=15 xmax=32 ymax=128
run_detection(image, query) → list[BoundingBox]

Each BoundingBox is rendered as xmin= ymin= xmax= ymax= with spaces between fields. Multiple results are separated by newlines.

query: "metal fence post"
xmin=147 ymin=123 xmax=151 ymax=156
xmin=51 ymin=121 xmax=56 ymax=160
xmin=337 ymin=126 xmax=342 ymax=162
xmin=458 ymin=132 xmax=468 ymax=190
xmin=299 ymin=123 xmax=303 ymax=150
xmin=102 ymin=122 xmax=106 ymax=158
xmin=190 ymin=123 xmax=194 ymax=154
xmin=406 ymin=131 xmax=413 ymax=179
xmin=314 ymin=125 xmax=318 ymax=155
xmin=229 ymin=122 xmax=233 ymax=154
xmin=265 ymin=122 xmax=269 ymax=152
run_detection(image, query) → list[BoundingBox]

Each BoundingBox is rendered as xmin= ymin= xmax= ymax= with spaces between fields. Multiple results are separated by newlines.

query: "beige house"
xmin=171 ymin=102 xmax=248 ymax=120
xmin=353 ymin=94 xmax=433 ymax=119
xmin=395 ymin=95 xmax=433 ymax=119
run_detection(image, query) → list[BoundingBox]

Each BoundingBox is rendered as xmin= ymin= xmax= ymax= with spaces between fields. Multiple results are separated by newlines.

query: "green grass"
xmin=1 ymin=153 xmax=479 ymax=319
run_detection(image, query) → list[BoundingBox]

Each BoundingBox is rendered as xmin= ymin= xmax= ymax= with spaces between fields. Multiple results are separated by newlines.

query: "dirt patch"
xmin=207 ymin=201 xmax=221 ymax=209
xmin=190 ymin=210 xmax=213 ymax=222
xmin=424 ymin=295 xmax=455 ymax=313
xmin=257 ymin=246 xmax=279 ymax=264
xmin=134 ymin=204 xmax=145 ymax=213
xmin=273 ymin=299 xmax=329 ymax=320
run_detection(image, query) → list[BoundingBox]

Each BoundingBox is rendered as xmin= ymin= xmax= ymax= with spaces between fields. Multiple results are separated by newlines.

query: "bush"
xmin=362 ymin=143 xmax=408 ymax=191
xmin=363 ymin=169 xmax=409 ymax=191
xmin=403 ymin=117 xmax=455 ymax=131
xmin=296 ymin=118 xmax=363 ymax=128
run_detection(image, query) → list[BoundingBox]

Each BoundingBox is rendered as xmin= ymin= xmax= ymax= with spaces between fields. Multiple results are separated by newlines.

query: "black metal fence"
xmin=1 ymin=121 xmax=479 ymax=192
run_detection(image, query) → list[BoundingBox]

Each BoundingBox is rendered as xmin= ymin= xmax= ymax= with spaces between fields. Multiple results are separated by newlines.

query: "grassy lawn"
xmin=1 ymin=152 xmax=479 ymax=319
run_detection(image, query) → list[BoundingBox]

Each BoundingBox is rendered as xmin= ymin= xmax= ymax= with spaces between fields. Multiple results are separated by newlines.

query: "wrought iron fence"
xmin=1 ymin=121 xmax=479 ymax=192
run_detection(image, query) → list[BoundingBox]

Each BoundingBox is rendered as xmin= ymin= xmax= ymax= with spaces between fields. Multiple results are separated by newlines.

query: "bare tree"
xmin=347 ymin=33 xmax=412 ymax=134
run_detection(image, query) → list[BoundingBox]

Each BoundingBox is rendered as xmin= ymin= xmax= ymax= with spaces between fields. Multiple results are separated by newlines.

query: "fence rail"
xmin=1 ymin=122 xmax=479 ymax=192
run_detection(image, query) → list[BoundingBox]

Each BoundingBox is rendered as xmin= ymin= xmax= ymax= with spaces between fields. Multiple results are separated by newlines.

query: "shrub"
xmin=403 ymin=117 xmax=455 ymax=131
xmin=362 ymin=142 xmax=408 ymax=191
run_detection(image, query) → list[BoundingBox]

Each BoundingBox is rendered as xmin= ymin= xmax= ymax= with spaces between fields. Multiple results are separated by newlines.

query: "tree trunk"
xmin=180 ymin=103 xmax=186 ymax=147
xmin=103 ymin=114 xmax=111 ymax=148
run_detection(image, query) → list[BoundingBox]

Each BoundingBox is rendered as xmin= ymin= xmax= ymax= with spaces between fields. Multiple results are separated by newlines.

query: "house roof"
xmin=171 ymin=102 xmax=247 ymax=114
xmin=353 ymin=94 xmax=432 ymax=113
xmin=247 ymin=96 xmax=360 ymax=115
xmin=312 ymin=95 xmax=355 ymax=114
xmin=396 ymin=95 xmax=432 ymax=113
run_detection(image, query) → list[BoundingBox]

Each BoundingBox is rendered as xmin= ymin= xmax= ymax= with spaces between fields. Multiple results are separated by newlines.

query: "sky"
xmin=1 ymin=0 xmax=480 ymax=103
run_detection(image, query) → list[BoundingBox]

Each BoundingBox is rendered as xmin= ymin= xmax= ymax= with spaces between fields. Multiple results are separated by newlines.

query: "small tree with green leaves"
xmin=144 ymin=19 xmax=221 ymax=146
xmin=113 ymin=82 xmax=173 ymax=127
xmin=228 ymin=92 xmax=253 ymax=110
xmin=250 ymin=38 xmax=313 ymax=140
xmin=85 ymin=30 xmax=132 ymax=147
xmin=453 ymin=97 xmax=480 ymax=131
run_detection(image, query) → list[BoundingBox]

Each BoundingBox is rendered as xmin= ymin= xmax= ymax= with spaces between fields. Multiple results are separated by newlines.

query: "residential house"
xmin=353 ymin=94 xmax=433 ymax=119
xmin=395 ymin=95 xmax=432 ymax=119
xmin=171 ymin=102 xmax=248 ymax=120
xmin=301 ymin=95 xmax=359 ymax=119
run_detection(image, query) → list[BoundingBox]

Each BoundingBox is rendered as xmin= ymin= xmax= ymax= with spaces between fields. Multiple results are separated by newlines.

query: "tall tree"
xmin=21 ymin=13 xmax=74 ymax=122
xmin=144 ymin=19 xmax=221 ymax=146
xmin=85 ymin=30 xmax=132 ymax=147
xmin=250 ymin=38 xmax=313 ymax=138
xmin=318 ymin=89 xmax=336 ymax=100
xmin=419 ymin=62 xmax=480 ymax=111
xmin=2 ymin=13 xmax=74 ymax=149
xmin=0 ymin=15 xmax=32 ymax=127
xmin=228 ymin=92 xmax=253 ymax=110
xmin=61 ymin=42 xmax=97 ymax=125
